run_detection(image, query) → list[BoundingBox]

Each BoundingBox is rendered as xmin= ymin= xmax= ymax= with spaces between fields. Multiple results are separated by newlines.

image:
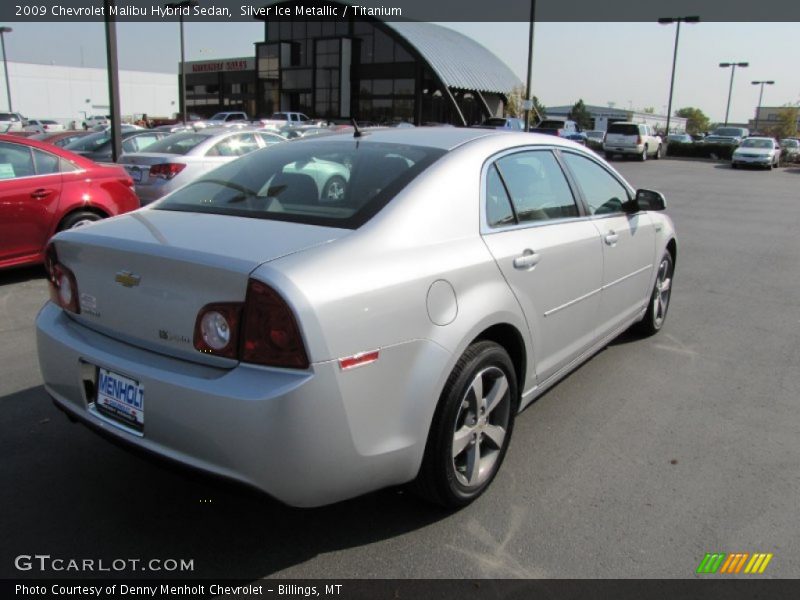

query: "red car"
xmin=0 ymin=134 xmax=139 ymax=270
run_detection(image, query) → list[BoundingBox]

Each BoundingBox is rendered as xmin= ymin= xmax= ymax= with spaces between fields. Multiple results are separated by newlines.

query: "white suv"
xmin=0 ymin=112 xmax=27 ymax=132
xmin=603 ymin=122 xmax=663 ymax=161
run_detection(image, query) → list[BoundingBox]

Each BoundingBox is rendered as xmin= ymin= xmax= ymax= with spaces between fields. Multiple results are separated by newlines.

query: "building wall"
xmin=0 ymin=61 xmax=179 ymax=125
xmin=546 ymin=105 xmax=687 ymax=133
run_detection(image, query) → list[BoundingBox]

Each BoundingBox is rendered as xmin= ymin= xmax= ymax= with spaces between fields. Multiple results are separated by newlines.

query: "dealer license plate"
xmin=95 ymin=368 xmax=144 ymax=431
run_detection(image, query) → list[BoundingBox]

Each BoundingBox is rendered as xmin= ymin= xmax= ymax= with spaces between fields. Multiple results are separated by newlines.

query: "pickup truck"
xmin=603 ymin=122 xmax=663 ymax=161
xmin=260 ymin=112 xmax=326 ymax=128
xmin=196 ymin=112 xmax=251 ymax=128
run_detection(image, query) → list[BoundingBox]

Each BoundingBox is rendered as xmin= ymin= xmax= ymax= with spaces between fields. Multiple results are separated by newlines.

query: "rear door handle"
xmin=31 ymin=188 xmax=53 ymax=200
xmin=604 ymin=231 xmax=619 ymax=246
xmin=513 ymin=249 xmax=541 ymax=269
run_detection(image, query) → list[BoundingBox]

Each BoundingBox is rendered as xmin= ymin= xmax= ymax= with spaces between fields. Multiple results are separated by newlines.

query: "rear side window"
xmin=32 ymin=148 xmax=60 ymax=175
xmin=608 ymin=124 xmax=639 ymax=135
xmin=206 ymin=133 xmax=260 ymax=157
xmin=156 ymin=140 xmax=445 ymax=229
xmin=562 ymin=153 xmax=630 ymax=215
xmin=492 ymin=150 xmax=578 ymax=223
xmin=141 ymin=132 xmax=209 ymax=155
xmin=486 ymin=165 xmax=515 ymax=227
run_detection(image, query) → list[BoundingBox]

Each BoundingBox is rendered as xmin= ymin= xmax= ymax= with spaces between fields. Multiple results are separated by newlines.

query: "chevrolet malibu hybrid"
xmin=36 ymin=128 xmax=676 ymax=508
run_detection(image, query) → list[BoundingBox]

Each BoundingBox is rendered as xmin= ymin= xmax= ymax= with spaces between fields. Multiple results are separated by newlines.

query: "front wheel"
xmin=634 ymin=251 xmax=674 ymax=336
xmin=414 ymin=341 xmax=518 ymax=508
xmin=654 ymin=144 xmax=662 ymax=160
xmin=639 ymin=146 xmax=648 ymax=162
xmin=321 ymin=175 xmax=346 ymax=201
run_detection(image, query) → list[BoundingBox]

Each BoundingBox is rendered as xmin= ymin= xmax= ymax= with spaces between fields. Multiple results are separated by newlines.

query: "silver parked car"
xmin=37 ymin=128 xmax=677 ymax=508
xmin=117 ymin=128 xmax=285 ymax=205
xmin=731 ymin=137 xmax=781 ymax=169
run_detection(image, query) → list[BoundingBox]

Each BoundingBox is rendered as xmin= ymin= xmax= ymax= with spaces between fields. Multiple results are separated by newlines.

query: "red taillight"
xmin=241 ymin=279 xmax=309 ymax=369
xmin=637 ymin=135 xmax=643 ymax=145
xmin=192 ymin=279 xmax=309 ymax=369
xmin=193 ymin=303 xmax=241 ymax=359
xmin=149 ymin=163 xmax=186 ymax=180
xmin=44 ymin=243 xmax=80 ymax=314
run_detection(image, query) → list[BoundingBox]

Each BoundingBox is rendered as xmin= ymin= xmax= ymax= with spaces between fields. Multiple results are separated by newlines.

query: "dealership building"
xmin=182 ymin=1 xmax=521 ymax=125
xmin=0 ymin=60 xmax=178 ymax=125
xmin=545 ymin=104 xmax=687 ymax=133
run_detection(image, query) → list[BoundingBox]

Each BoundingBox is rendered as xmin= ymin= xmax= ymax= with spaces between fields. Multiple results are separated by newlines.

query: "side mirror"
xmin=632 ymin=189 xmax=667 ymax=212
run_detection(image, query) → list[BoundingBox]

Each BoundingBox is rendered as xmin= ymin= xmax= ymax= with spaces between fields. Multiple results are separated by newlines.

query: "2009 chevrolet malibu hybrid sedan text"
xmin=36 ymin=128 xmax=676 ymax=508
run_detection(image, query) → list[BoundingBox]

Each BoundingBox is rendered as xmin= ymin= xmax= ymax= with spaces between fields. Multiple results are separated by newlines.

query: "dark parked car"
xmin=64 ymin=129 xmax=166 ymax=162
xmin=666 ymin=134 xmax=693 ymax=144
xmin=0 ymin=134 xmax=139 ymax=270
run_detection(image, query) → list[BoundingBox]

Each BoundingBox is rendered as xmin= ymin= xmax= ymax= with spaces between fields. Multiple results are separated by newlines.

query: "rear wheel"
xmin=634 ymin=251 xmax=674 ymax=336
xmin=58 ymin=211 xmax=103 ymax=231
xmin=414 ymin=341 xmax=518 ymax=508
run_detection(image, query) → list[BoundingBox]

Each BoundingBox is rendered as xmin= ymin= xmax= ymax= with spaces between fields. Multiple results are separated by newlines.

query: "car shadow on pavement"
xmin=0 ymin=265 xmax=47 ymax=286
xmin=0 ymin=385 xmax=449 ymax=580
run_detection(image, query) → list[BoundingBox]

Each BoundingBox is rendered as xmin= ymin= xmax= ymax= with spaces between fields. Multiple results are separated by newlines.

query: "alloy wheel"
xmin=653 ymin=257 xmax=673 ymax=328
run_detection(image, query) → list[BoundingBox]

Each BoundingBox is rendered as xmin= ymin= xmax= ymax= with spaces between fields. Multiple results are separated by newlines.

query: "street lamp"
xmin=751 ymin=80 xmax=775 ymax=133
xmin=658 ymin=16 xmax=699 ymax=135
xmin=0 ymin=27 xmax=13 ymax=112
xmin=719 ymin=61 xmax=749 ymax=126
xmin=165 ymin=0 xmax=198 ymax=124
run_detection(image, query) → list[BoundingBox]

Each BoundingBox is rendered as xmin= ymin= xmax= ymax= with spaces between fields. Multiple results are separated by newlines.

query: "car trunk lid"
xmin=53 ymin=209 xmax=348 ymax=366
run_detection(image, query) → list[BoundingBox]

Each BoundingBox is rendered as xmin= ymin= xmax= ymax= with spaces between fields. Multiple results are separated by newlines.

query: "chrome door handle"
xmin=604 ymin=231 xmax=619 ymax=245
xmin=31 ymin=188 xmax=52 ymax=200
xmin=513 ymin=249 xmax=541 ymax=269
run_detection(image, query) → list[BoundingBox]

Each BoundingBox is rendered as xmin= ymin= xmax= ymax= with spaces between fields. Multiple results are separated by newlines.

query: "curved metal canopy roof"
xmin=384 ymin=22 xmax=522 ymax=95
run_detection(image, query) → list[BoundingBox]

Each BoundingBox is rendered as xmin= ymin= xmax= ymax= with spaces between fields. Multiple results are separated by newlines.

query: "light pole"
xmin=0 ymin=27 xmax=13 ymax=112
xmin=751 ymin=80 xmax=774 ymax=133
xmin=166 ymin=1 xmax=198 ymax=123
xmin=523 ymin=0 xmax=536 ymax=132
xmin=658 ymin=16 xmax=699 ymax=135
xmin=719 ymin=61 xmax=748 ymax=126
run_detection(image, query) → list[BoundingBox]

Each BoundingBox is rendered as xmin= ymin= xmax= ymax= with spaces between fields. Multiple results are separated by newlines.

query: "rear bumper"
xmin=36 ymin=302 xmax=450 ymax=506
xmin=603 ymin=144 xmax=644 ymax=155
xmin=133 ymin=181 xmax=172 ymax=205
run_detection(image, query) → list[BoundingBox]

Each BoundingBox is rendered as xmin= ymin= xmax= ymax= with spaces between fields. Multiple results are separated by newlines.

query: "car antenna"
xmin=351 ymin=118 xmax=362 ymax=138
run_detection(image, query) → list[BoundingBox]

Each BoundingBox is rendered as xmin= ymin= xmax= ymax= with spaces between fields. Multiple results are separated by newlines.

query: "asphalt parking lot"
xmin=2 ymin=158 xmax=799 ymax=580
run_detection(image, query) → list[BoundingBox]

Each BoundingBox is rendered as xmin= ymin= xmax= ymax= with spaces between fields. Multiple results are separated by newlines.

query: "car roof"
xmin=305 ymin=126 xmax=594 ymax=152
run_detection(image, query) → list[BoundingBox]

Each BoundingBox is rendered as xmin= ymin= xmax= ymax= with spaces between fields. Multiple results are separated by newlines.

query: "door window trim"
xmin=479 ymin=145 xmax=589 ymax=235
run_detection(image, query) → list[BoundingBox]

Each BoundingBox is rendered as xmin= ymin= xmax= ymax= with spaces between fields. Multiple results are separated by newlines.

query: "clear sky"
xmin=2 ymin=20 xmax=797 ymax=123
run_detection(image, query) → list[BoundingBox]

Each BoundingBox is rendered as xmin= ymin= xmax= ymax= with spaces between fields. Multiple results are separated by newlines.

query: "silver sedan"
xmin=36 ymin=128 xmax=676 ymax=508
xmin=117 ymin=128 xmax=285 ymax=205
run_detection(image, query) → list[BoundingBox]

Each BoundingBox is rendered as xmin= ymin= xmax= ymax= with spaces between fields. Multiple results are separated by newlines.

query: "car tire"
xmin=604 ymin=152 xmax=614 ymax=161
xmin=654 ymin=144 xmax=662 ymax=160
xmin=634 ymin=250 xmax=674 ymax=336
xmin=731 ymin=163 xmax=738 ymax=169
xmin=639 ymin=146 xmax=648 ymax=162
xmin=58 ymin=211 xmax=103 ymax=231
xmin=321 ymin=175 xmax=346 ymax=201
xmin=414 ymin=340 xmax=518 ymax=508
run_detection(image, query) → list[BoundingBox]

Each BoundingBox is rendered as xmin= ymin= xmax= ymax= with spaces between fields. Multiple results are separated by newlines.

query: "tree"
xmin=765 ymin=105 xmax=799 ymax=139
xmin=568 ymin=99 xmax=592 ymax=130
xmin=643 ymin=107 xmax=655 ymax=114
xmin=506 ymin=85 xmax=546 ymax=126
xmin=675 ymin=107 xmax=710 ymax=134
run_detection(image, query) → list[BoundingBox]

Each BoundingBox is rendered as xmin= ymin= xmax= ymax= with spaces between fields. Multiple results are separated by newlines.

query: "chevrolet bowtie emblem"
xmin=114 ymin=271 xmax=141 ymax=287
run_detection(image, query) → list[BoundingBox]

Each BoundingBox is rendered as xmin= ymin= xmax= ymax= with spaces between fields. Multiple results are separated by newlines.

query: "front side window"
xmin=493 ymin=150 xmax=578 ymax=223
xmin=562 ymin=152 xmax=630 ymax=215
xmin=156 ymin=140 xmax=445 ymax=229
xmin=0 ymin=142 xmax=35 ymax=179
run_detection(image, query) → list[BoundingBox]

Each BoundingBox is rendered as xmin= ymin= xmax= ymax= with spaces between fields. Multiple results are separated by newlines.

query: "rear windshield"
xmin=740 ymin=139 xmax=773 ymax=149
xmin=142 ymin=132 xmax=210 ymax=155
xmin=713 ymin=128 xmax=746 ymax=137
xmin=154 ymin=140 xmax=445 ymax=229
xmin=780 ymin=139 xmax=799 ymax=148
xmin=537 ymin=120 xmax=566 ymax=129
xmin=0 ymin=113 xmax=20 ymax=121
xmin=64 ymin=131 xmax=110 ymax=151
xmin=607 ymin=124 xmax=639 ymax=135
